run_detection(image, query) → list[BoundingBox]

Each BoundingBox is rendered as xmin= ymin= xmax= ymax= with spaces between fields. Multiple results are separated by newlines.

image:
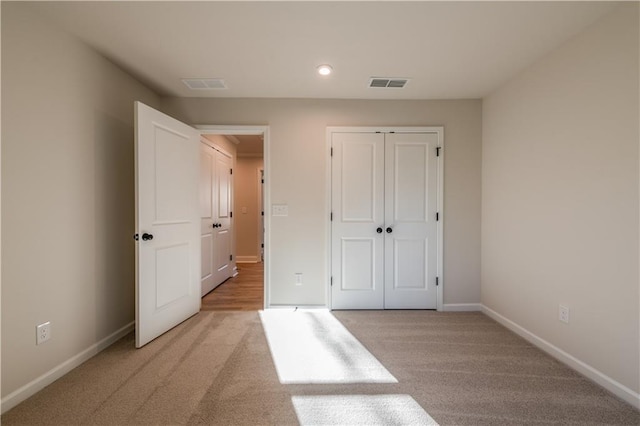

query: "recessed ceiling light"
xmin=317 ymin=65 xmax=333 ymax=76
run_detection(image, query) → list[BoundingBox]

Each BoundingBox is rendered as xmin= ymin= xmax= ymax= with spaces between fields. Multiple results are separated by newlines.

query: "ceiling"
xmin=28 ymin=1 xmax=615 ymax=100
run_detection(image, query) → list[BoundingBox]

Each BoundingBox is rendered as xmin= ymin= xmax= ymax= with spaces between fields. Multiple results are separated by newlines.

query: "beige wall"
xmin=1 ymin=3 xmax=160 ymax=399
xmin=161 ymin=98 xmax=482 ymax=307
xmin=235 ymin=157 xmax=264 ymax=262
xmin=482 ymin=3 xmax=639 ymax=395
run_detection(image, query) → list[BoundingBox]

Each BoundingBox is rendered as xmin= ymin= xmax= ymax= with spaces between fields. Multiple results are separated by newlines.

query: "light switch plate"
xmin=272 ymin=204 xmax=289 ymax=216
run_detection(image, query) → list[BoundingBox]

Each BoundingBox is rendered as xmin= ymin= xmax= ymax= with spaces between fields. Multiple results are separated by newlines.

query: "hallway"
xmin=201 ymin=263 xmax=264 ymax=311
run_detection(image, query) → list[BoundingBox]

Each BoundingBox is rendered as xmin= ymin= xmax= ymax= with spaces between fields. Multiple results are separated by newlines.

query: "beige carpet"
xmin=2 ymin=311 xmax=639 ymax=425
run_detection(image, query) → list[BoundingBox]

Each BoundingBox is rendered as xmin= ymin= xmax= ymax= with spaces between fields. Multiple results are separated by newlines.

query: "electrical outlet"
xmin=559 ymin=305 xmax=569 ymax=324
xmin=36 ymin=322 xmax=51 ymax=345
xmin=295 ymin=273 xmax=303 ymax=286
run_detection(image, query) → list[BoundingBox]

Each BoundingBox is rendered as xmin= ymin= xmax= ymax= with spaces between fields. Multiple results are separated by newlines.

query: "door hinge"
xmin=330 ymin=212 xmax=333 ymax=221
xmin=261 ymin=179 xmax=264 ymax=184
xmin=230 ymin=254 xmax=233 ymax=261
xmin=436 ymin=147 xmax=441 ymax=157
xmin=436 ymin=276 xmax=439 ymax=286
xmin=230 ymin=211 xmax=233 ymax=218
xmin=436 ymin=212 xmax=439 ymax=221
xmin=331 ymin=276 xmax=333 ymax=286
xmin=261 ymin=243 xmax=264 ymax=248
xmin=330 ymin=147 xmax=333 ymax=157
xmin=230 ymin=168 xmax=233 ymax=175
xmin=261 ymin=211 xmax=264 ymax=216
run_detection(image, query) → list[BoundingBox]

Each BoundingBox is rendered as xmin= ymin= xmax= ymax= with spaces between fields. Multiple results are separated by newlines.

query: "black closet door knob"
xmin=142 ymin=233 xmax=154 ymax=241
xmin=376 ymin=227 xmax=383 ymax=233
xmin=386 ymin=227 xmax=393 ymax=233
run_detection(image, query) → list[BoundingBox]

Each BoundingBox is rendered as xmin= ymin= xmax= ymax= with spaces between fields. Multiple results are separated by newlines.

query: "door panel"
xmin=200 ymin=143 xmax=216 ymax=296
xmin=331 ymin=133 xmax=384 ymax=309
xmin=200 ymin=234 xmax=214 ymax=296
xmin=393 ymin=239 xmax=426 ymax=289
xmin=341 ymin=238 xmax=376 ymax=290
xmin=342 ymin=142 xmax=377 ymax=221
xmin=200 ymin=149 xmax=213 ymax=220
xmin=384 ymin=133 xmax=438 ymax=309
xmin=216 ymin=154 xmax=231 ymax=219
xmin=135 ymin=101 xmax=200 ymax=348
xmin=213 ymin=151 xmax=233 ymax=285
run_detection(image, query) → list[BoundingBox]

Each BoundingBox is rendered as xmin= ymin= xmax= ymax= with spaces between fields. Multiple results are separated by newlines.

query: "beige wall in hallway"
xmin=235 ymin=157 xmax=264 ymax=262
xmin=161 ymin=98 xmax=483 ymax=308
xmin=482 ymin=3 xmax=639 ymax=395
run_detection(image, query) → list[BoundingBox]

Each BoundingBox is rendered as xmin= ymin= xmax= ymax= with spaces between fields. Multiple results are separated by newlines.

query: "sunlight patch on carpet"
xmin=259 ymin=310 xmax=397 ymax=384
xmin=292 ymin=394 xmax=439 ymax=425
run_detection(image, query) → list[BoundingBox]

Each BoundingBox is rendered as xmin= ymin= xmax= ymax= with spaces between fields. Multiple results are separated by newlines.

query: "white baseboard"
xmin=1 ymin=321 xmax=135 ymax=414
xmin=481 ymin=305 xmax=640 ymax=409
xmin=442 ymin=303 xmax=482 ymax=312
xmin=268 ymin=304 xmax=328 ymax=310
xmin=236 ymin=256 xmax=260 ymax=263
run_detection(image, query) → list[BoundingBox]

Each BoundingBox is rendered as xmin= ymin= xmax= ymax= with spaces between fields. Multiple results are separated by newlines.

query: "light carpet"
xmin=1 ymin=310 xmax=639 ymax=425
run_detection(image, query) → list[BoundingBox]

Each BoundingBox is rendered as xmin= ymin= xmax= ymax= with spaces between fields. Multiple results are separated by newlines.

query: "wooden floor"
xmin=200 ymin=262 xmax=264 ymax=311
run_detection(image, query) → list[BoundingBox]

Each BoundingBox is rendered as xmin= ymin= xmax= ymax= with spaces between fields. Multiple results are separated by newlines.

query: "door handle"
xmin=376 ymin=227 xmax=383 ymax=234
xmin=141 ymin=233 xmax=154 ymax=241
xmin=386 ymin=227 xmax=393 ymax=233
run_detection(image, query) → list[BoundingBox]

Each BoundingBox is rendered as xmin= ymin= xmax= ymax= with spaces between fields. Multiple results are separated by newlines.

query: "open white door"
xmin=135 ymin=102 xmax=201 ymax=348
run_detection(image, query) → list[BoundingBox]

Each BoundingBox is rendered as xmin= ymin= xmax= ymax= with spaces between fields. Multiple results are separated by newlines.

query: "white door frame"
xmin=197 ymin=125 xmax=270 ymax=309
xmin=326 ymin=126 xmax=444 ymax=311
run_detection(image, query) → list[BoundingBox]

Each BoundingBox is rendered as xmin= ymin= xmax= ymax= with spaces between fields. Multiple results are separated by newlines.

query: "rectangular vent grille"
xmin=369 ymin=78 xmax=409 ymax=89
xmin=182 ymin=78 xmax=227 ymax=90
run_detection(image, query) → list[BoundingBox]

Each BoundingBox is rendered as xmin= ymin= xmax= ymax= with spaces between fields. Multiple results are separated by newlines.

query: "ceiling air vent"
xmin=182 ymin=78 xmax=227 ymax=90
xmin=369 ymin=78 xmax=409 ymax=89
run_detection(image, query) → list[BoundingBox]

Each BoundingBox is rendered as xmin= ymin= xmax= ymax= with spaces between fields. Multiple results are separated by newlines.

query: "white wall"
xmin=1 ymin=3 xmax=159 ymax=402
xmin=161 ymin=98 xmax=482 ymax=308
xmin=482 ymin=3 xmax=639 ymax=400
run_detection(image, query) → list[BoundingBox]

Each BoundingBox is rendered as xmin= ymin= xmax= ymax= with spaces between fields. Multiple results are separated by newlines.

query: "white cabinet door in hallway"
xmin=135 ymin=102 xmax=200 ymax=347
xmin=200 ymin=142 xmax=233 ymax=296
xmin=331 ymin=129 xmax=443 ymax=310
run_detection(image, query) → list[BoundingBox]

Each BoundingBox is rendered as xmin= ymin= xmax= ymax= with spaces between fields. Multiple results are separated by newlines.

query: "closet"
xmin=330 ymin=129 xmax=442 ymax=309
xmin=200 ymin=141 xmax=233 ymax=296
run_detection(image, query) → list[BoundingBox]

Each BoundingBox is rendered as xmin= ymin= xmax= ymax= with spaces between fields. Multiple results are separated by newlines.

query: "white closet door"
xmin=213 ymin=150 xmax=233 ymax=285
xmin=200 ymin=142 xmax=216 ymax=296
xmin=201 ymin=143 xmax=234 ymax=295
xmin=331 ymin=133 xmax=385 ymax=309
xmin=383 ymin=133 xmax=438 ymax=309
xmin=135 ymin=101 xmax=200 ymax=347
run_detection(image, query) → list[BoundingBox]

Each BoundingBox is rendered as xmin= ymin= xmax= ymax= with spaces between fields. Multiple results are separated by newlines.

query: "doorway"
xmin=198 ymin=126 xmax=269 ymax=310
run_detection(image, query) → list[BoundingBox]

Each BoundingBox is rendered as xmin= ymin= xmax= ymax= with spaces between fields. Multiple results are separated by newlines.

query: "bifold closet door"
xmin=383 ymin=133 xmax=438 ymax=309
xmin=331 ymin=132 xmax=385 ymax=309
xmin=331 ymin=131 xmax=439 ymax=310
xmin=200 ymin=143 xmax=233 ymax=297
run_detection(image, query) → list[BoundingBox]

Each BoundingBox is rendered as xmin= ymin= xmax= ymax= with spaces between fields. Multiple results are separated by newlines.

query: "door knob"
xmin=376 ymin=227 xmax=383 ymax=233
xmin=386 ymin=227 xmax=393 ymax=233
xmin=141 ymin=233 xmax=154 ymax=241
